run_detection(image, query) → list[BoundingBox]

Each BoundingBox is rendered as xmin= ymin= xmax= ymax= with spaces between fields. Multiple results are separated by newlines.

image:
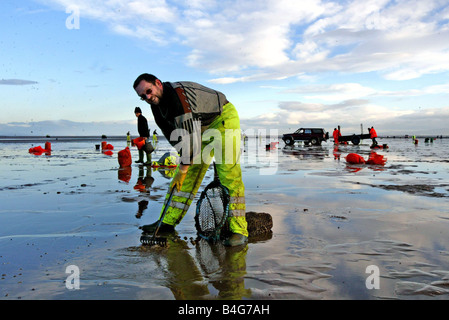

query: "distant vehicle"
xmin=338 ymin=133 xmax=371 ymax=145
xmin=282 ymin=128 xmax=329 ymax=146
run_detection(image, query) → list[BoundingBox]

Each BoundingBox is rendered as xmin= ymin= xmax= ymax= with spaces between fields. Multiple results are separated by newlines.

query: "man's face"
xmin=135 ymin=79 xmax=164 ymax=105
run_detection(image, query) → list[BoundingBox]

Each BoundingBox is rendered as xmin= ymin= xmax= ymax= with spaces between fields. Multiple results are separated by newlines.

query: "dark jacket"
xmin=137 ymin=114 xmax=150 ymax=138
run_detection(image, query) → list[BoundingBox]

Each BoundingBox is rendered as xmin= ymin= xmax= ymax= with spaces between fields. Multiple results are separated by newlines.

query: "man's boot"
xmin=143 ymin=142 xmax=154 ymax=165
xmin=135 ymin=150 xmax=144 ymax=163
xmin=140 ymin=220 xmax=175 ymax=234
xmin=144 ymin=151 xmax=152 ymax=165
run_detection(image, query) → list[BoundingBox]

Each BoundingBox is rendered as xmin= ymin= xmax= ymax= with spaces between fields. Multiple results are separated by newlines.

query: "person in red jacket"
xmin=333 ymin=128 xmax=339 ymax=144
xmin=333 ymin=128 xmax=341 ymax=145
xmin=369 ymin=126 xmax=378 ymax=146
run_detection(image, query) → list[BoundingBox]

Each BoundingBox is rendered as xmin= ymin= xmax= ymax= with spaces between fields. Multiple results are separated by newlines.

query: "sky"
xmin=1 ymin=0 xmax=449 ymax=137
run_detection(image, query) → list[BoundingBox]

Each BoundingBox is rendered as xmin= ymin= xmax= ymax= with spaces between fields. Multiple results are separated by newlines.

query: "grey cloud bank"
xmin=0 ymin=79 xmax=39 ymax=85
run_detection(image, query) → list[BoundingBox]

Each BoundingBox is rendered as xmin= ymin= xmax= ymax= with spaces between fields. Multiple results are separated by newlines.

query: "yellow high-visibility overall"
xmin=158 ymin=102 xmax=248 ymax=237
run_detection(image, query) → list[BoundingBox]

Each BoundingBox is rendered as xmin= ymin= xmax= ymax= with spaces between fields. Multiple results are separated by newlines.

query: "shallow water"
xmin=0 ymin=136 xmax=448 ymax=299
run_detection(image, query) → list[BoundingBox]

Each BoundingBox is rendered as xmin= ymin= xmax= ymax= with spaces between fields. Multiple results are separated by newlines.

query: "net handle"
xmin=213 ymin=162 xmax=219 ymax=181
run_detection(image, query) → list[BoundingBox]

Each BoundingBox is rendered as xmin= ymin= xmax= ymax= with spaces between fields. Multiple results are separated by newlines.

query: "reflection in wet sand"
xmin=125 ymin=237 xmax=252 ymax=300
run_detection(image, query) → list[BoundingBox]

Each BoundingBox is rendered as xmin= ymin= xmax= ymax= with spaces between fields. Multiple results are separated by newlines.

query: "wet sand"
xmin=1 ymin=136 xmax=449 ymax=300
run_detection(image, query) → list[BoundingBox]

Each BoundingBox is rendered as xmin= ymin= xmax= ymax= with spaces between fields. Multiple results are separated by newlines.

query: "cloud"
xmin=0 ymin=79 xmax=38 ymax=85
xmin=379 ymin=107 xmax=449 ymax=135
xmin=176 ymin=0 xmax=334 ymax=73
xmin=38 ymin=0 xmax=449 ymax=82
xmin=284 ymin=83 xmax=378 ymax=101
xmin=277 ymin=99 xmax=368 ymax=112
xmin=0 ymin=119 xmax=137 ymax=136
xmin=240 ymin=98 xmax=425 ymax=135
xmin=27 ymin=0 xmax=449 ymax=136
xmin=241 ymin=78 xmax=449 ymax=134
xmin=280 ymin=81 xmax=449 ymax=102
xmin=207 ymin=0 xmax=449 ymax=81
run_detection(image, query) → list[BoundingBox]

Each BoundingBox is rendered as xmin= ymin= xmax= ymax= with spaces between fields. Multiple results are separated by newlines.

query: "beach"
xmin=1 ymin=135 xmax=449 ymax=300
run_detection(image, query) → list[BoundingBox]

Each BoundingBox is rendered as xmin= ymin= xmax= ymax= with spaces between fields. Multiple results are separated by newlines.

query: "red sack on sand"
xmin=101 ymin=141 xmax=114 ymax=150
xmin=29 ymin=144 xmax=51 ymax=156
xmin=103 ymin=150 xmax=113 ymax=156
xmin=45 ymin=142 xmax=51 ymax=151
xmin=345 ymin=153 xmax=365 ymax=164
xmin=132 ymin=137 xmax=146 ymax=150
xmin=366 ymin=152 xmax=387 ymax=165
xmin=29 ymin=146 xmax=44 ymax=155
xmin=118 ymin=147 xmax=132 ymax=167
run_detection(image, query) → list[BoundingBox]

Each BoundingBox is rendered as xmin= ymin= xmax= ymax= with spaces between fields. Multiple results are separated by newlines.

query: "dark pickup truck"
xmin=282 ymin=128 xmax=329 ymax=146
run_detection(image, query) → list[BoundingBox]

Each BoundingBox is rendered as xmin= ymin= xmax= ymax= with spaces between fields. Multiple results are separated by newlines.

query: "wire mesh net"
xmin=195 ymin=181 xmax=229 ymax=241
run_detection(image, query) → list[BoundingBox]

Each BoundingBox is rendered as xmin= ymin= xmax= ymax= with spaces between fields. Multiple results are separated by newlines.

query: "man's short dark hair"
xmin=133 ymin=73 xmax=159 ymax=89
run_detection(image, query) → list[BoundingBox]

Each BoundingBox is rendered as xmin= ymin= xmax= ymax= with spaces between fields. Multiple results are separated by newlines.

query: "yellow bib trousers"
xmin=159 ymin=103 xmax=248 ymax=237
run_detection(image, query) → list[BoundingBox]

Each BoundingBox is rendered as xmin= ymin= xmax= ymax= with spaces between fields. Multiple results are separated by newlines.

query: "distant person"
xmin=126 ymin=131 xmax=131 ymax=146
xmin=333 ymin=128 xmax=340 ymax=145
xmin=134 ymin=107 xmax=154 ymax=165
xmin=152 ymin=129 xmax=158 ymax=145
xmin=369 ymin=126 xmax=378 ymax=146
